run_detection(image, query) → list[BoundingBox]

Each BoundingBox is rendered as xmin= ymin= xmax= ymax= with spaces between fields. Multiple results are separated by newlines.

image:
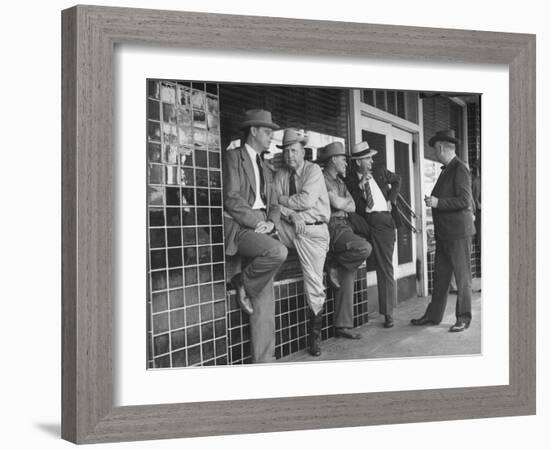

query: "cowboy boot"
xmin=308 ymin=309 xmax=323 ymax=357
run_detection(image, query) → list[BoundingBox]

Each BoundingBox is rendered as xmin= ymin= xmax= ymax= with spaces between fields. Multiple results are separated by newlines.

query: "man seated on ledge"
xmin=223 ymin=109 xmax=288 ymax=363
xmin=271 ymin=128 xmax=330 ymax=357
xmin=319 ymin=141 xmax=372 ymax=339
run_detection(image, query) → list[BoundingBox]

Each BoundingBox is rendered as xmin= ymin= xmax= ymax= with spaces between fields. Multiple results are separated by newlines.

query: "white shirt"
xmin=359 ymin=172 xmax=388 ymax=213
xmin=245 ymin=144 xmax=266 ymax=210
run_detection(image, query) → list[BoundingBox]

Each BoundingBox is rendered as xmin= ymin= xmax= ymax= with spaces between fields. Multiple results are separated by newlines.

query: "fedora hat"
xmin=238 ymin=109 xmax=280 ymax=130
xmin=350 ymin=141 xmax=378 ymax=159
xmin=318 ymin=141 xmax=347 ymax=162
xmin=276 ymin=128 xmax=308 ymax=149
xmin=428 ymin=129 xmax=460 ymax=147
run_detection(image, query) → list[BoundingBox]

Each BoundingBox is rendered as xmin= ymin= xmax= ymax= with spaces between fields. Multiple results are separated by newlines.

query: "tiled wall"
xmin=227 ymin=266 xmax=370 ymax=365
xmin=467 ymin=102 xmax=482 ymax=278
xmin=147 ymin=80 xmax=228 ymax=368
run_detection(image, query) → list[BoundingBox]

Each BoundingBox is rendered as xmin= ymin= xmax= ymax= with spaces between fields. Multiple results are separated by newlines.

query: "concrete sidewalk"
xmin=280 ymin=284 xmax=482 ymax=363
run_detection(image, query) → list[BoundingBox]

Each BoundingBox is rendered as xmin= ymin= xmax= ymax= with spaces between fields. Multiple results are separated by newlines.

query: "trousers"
xmin=234 ymin=210 xmax=288 ymax=363
xmin=425 ymin=237 xmax=472 ymax=324
xmin=277 ymin=221 xmax=329 ymax=315
xmin=328 ymin=216 xmax=372 ymax=328
xmin=363 ymin=212 xmax=397 ymax=316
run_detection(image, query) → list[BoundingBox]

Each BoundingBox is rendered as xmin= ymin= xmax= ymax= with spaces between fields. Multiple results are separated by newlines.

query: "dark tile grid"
xmin=227 ymin=267 xmax=369 ymax=364
xmin=147 ymin=80 xmax=228 ymax=368
xmin=467 ymin=102 xmax=482 ymax=279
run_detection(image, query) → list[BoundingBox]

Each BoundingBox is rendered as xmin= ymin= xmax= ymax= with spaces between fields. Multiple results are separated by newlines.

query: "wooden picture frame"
xmin=61 ymin=5 xmax=535 ymax=444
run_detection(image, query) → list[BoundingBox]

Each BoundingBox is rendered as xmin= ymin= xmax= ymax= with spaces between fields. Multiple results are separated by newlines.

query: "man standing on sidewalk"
xmin=271 ymin=128 xmax=331 ymax=357
xmin=345 ymin=141 xmax=402 ymax=329
xmin=223 ymin=109 xmax=288 ymax=363
xmin=411 ymin=130 xmax=475 ymax=332
xmin=319 ymin=141 xmax=372 ymax=339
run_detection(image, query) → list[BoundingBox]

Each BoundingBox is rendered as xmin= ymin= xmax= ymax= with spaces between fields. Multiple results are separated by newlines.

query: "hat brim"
xmin=238 ymin=120 xmax=280 ymax=130
xmin=319 ymin=151 xmax=347 ymax=161
xmin=351 ymin=149 xmax=378 ymax=159
xmin=276 ymin=137 xmax=308 ymax=149
xmin=428 ymin=136 xmax=460 ymax=147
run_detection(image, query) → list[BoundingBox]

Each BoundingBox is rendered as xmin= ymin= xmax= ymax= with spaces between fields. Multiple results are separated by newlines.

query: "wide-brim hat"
xmin=318 ymin=141 xmax=347 ymax=162
xmin=351 ymin=141 xmax=378 ymax=159
xmin=276 ymin=128 xmax=308 ymax=149
xmin=237 ymin=109 xmax=280 ymax=130
xmin=428 ymin=129 xmax=460 ymax=147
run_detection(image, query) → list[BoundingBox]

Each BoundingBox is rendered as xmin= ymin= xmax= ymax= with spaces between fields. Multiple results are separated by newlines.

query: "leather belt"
xmin=305 ymin=221 xmax=325 ymax=226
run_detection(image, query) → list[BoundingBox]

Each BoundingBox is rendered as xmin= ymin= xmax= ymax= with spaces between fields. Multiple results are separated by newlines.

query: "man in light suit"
xmin=271 ymin=128 xmax=331 ymax=357
xmin=411 ymin=129 xmax=475 ymax=332
xmin=223 ymin=109 xmax=288 ymax=363
xmin=345 ymin=142 xmax=402 ymax=329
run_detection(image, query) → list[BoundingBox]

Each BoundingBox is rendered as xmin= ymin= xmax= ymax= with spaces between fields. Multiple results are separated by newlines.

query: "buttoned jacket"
xmin=223 ymin=145 xmax=281 ymax=256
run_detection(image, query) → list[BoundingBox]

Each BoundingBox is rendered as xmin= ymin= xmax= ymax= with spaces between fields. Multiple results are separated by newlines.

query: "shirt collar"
xmin=293 ymin=160 xmax=306 ymax=177
xmin=245 ymin=143 xmax=260 ymax=160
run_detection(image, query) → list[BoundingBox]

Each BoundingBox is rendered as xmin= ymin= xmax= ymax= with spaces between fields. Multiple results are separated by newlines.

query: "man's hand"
xmin=279 ymin=195 xmax=289 ymax=207
xmin=254 ymin=220 xmax=275 ymax=234
xmin=424 ymin=196 xmax=439 ymax=208
xmin=290 ymin=213 xmax=306 ymax=235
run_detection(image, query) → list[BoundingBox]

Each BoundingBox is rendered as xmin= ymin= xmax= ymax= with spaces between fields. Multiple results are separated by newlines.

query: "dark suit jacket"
xmin=431 ymin=156 xmax=475 ymax=240
xmin=223 ymin=145 xmax=281 ymax=256
xmin=344 ymin=167 xmax=403 ymax=228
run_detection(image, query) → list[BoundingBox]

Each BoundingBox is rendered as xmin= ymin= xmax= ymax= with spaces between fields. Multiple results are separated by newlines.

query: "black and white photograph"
xmin=3 ymin=0 xmax=546 ymax=448
xmin=146 ymin=80 xmax=482 ymax=368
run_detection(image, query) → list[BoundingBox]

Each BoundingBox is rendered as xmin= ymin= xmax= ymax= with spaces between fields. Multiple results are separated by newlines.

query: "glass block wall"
xmin=146 ymin=80 xmax=228 ymax=368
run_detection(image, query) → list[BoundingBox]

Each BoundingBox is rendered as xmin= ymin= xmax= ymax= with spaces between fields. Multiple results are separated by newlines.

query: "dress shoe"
xmin=384 ymin=315 xmax=394 ymax=328
xmin=335 ymin=327 xmax=362 ymax=339
xmin=449 ymin=320 xmax=470 ymax=332
xmin=410 ymin=315 xmax=436 ymax=326
xmin=327 ymin=266 xmax=341 ymax=289
xmin=231 ymin=274 xmax=253 ymax=315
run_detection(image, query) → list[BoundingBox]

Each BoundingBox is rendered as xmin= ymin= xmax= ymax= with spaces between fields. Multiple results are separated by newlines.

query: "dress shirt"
xmin=359 ymin=172 xmax=388 ymax=212
xmin=272 ymin=161 xmax=330 ymax=224
xmin=245 ymin=143 xmax=267 ymax=210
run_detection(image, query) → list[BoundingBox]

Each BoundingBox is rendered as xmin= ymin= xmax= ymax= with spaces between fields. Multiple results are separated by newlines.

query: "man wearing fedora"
xmin=223 ymin=109 xmax=288 ymax=363
xmin=271 ymin=128 xmax=331 ymax=356
xmin=319 ymin=141 xmax=372 ymax=339
xmin=345 ymin=141 xmax=402 ymax=329
xmin=411 ymin=129 xmax=475 ymax=332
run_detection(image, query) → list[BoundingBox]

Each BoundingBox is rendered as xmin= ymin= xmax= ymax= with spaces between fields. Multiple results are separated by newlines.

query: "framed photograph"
xmin=62 ymin=5 xmax=535 ymax=444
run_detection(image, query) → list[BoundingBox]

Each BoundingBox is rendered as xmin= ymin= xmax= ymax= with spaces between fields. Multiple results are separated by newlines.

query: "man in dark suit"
xmin=345 ymin=141 xmax=401 ymax=328
xmin=411 ymin=129 xmax=475 ymax=332
xmin=223 ymin=109 xmax=288 ymax=363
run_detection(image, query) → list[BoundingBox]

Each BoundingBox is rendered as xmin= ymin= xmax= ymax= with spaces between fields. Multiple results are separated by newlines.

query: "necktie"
xmin=289 ymin=171 xmax=297 ymax=196
xmin=364 ymin=175 xmax=374 ymax=210
xmin=255 ymin=153 xmax=267 ymax=205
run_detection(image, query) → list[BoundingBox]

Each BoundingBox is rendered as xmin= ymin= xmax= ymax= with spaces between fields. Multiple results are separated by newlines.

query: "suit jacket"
xmin=223 ymin=145 xmax=281 ymax=256
xmin=431 ymin=156 xmax=475 ymax=240
xmin=344 ymin=167 xmax=403 ymax=228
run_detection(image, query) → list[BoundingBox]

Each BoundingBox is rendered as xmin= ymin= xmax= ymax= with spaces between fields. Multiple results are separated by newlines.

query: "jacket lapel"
xmin=374 ymin=172 xmax=389 ymax=200
xmin=240 ymin=146 xmax=257 ymax=196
